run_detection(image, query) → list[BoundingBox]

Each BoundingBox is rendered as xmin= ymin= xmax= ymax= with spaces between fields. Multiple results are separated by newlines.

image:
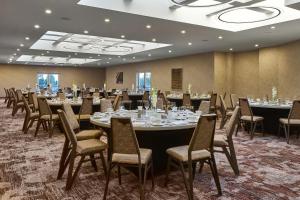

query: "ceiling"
xmin=1 ymin=0 xmax=300 ymax=67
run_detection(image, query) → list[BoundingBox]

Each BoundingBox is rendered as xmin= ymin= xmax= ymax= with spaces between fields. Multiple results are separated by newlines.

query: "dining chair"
xmin=219 ymin=94 xmax=233 ymax=129
xmin=103 ymin=117 xmax=154 ymax=200
xmin=4 ymin=88 xmax=9 ymax=103
xmin=214 ymin=106 xmax=240 ymax=175
xmin=77 ymin=97 xmax=93 ymax=126
xmin=121 ymin=90 xmax=132 ymax=110
xmin=182 ymin=93 xmax=192 ymax=108
xmin=209 ymin=93 xmax=217 ymax=113
xmin=57 ymin=109 xmax=107 ymax=190
xmin=113 ymin=95 xmax=123 ymax=111
xmin=100 ymin=99 xmax=113 ymax=112
xmin=58 ymin=92 xmax=66 ymax=100
xmin=239 ymin=98 xmax=264 ymax=139
xmin=164 ymin=114 xmax=221 ymax=200
xmin=28 ymin=92 xmax=39 ymax=112
xmin=57 ymin=103 xmax=104 ymax=180
xmin=34 ymin=97 xmax=59 ymax=138
xmin=278 ymin=100 xmax=300 ymax=144
xmin=137 ymin=91 xmax=149 ymax=107
xmin=22 ymin=96 xmax=39 ymax=134
xmin=11 ymin=89 xmax=24 ymax=116
xmin=198 ymin=100 xmax=210 ymax=114
xmin=230 ymin=94 xmax=238 ymax=109
xmin=5 ymin=88 xmax=13 ymax=108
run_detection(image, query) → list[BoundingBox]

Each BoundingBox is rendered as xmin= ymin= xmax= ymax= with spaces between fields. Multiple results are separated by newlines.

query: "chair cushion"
xmin=41 ymin=114 xmax=59 ymax=120
xmin=77 ymin=139 xmax=107 ymax=154
xmin=30 ymin=112 xmax=39 ymax=118
xmin=279 ymin=118 xmax=300 ymax=125
xmin=214 ymin=134 xmax=228 ymax=147
xmin=166 ymin=145 xmax=210 ymax=162
xmin=112 ymin=148 xmax=152 ymax=165
xmin=76 ymin=129 xmax=102 ymax=141
xmin=76 ymin=114 xmax=91 ymax=120
xmin=241 ymin=115 xmax=263 ymax=122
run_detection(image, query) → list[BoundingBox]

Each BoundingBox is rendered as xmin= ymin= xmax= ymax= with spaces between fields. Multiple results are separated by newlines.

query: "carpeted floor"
xmin=1 ymin=100 xmax=300 ymax=200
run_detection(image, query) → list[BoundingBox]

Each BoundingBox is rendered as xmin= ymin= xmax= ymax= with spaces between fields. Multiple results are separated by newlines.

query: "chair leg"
xmin=188 ymin=162 xmax=194 ymax=200
xmin=222 ymin=146 xmax=239 ymax=176
xmin=164 ymin=156 xmax=171 ymax=186
xmin=65 ymin=152 xmax=76 ymax=190
xmin=227 ymin=141 xmax=239 ymax=176
xmin=49 ymin=121 xmax=54 ymax=138
xmin=68 ymin=155 xmax=85 ymax=189
xmin=283 ymin=125 xmax=290 ymax=144
xmin=138 ymin=164 xmax=145 ymax=200
xmin=99 ymin=151 xmax=107 ymax=177
xmin=90 ymin=154 xmax=98 ymax=172
xmin=278 ymin=124 xmax=281 ymax=138
xmin=117 ymin=165 xmax=122 ymax=185
xmin=103 ymin=162 xmax=112 ymax=200
xmin=179 ymin=161 xmax=192 ymax=200
xmin=143 ymin=163 xmax=148 ymax=192
xmin=198 ymin=161 xmax=204 ymax=174
xmin=22 ymin=114 xmax=29 ymax=132
xmin=250 ymin=122 xmax=257 ymax=140
xmin=34 ymin=119 xmax=42 ymax=137
xmin=209 ymin=155 xmax=222 ymax=196
xmin=57 ymin=140 xmax=70 ymax=179
xmin=150 ymin=159 xmax=155 ymax=189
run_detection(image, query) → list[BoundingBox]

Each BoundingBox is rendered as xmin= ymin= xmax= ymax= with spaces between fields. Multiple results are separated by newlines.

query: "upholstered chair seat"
xmin=213 ymin=135 xmax=228 ymax=146
xmin=279 ymin=118 xmax=300 ymax=125
xmin=166 ymin=145 xmax=211 ymax=162
xmin=77 ymin=139 xmax=107 ymax=154
xmin=76 ymin=130 xmax=102 ymax=140
xmin=112 ymin=148 xmax=152 ymax=165
xmin=241 ymin=115 xmax=263 ymax=122
xmin=41 ymin=114 xmax=59 ymax=120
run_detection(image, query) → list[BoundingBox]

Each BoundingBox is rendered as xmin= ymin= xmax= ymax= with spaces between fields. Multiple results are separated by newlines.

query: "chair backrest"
xmin=4 ymin=88 xmax=8 ymax=98
xmin=230 ymin=94 xmax=238 ymax=108
xmin=113 ymin=95 xmax=122 ymax=111
xmin=142 ymin=91 xmax=149 ymax=101
xmin=10 ymin=88 xmax=17 ymax=102
xmin=288 ymin=100 xmax=300 ymax=120
xmin=79 ymin=97 xmax=93 ymax=115
xmin=37 ymin=97 xmax=52 ymax=116
xmin=30 ymin=92 xmax=38 ymax=111
xmin=57 ymin=109 xmax=78 ymax=147
xmin=63 ymin=103 xmax=80 ymax=131
xmin=122 ymin=90 xmax=130 ymax=101
xmin=209 ymin=93 xmax=217 ymax=108
xmin=16 ymin=89 xmax=23 ymax=102
xmin=198 ymin=100 xmax=210 ymax=114
xmin=182 ymin=93 xmax=191 ymax=107
xmin=58 ymin=92 xmax=66 ymax=100
xmin=239 ymin=98 xmax=252 ymax=116
xmin=22 ymin=95 xmax=32 ymax=115
xmin=225 ymin=106 xmax=240 ymax=138
xmin=100 ymin=99 xmax=113 ymax=112
xmin=110 ymin=117 xmax=140 ymax=155
xmin=219 ymin=94 xmax=228 ymax=114
xmin=188 ymin=114 xmax=217 ymax=154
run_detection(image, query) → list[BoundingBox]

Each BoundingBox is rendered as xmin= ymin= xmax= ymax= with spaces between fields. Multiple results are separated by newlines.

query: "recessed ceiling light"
xmin=13 ymin=53 xmax=17 ymax=56
xmin=146 ymin=24 xmax=151 ymax=29
xmin=108 ymin=57 xmax=112 ymax=60
xmin=68 ymin=55 xmax=71 ymax=58
xmin=218 ymin=35 xmax=223 ymax=39
xmin=188 ymin=42 xmax=192 ymax=46
xmin=34 ymin=24 xmax=40 ymax=29
xmin=118 ymin=56 xmax=121 ymax=58
xmin=41 ymin=53 xmax=44 ymax=56
xmin=104 ymin=18 xmax=110 ymax=23
xmin=148 ymin=54 xmax=152 ymax=57
xmin=45 ymin=9 xmax=52 ymax=14
xmin=181 ymin=30 xmax=186 ymax=34
xmin=132 ymin=57 xmax=135 ymax=59
xmin=270 ymin=26 xmax=276 ymax=30
xmin=84 ymin=30 xmax=89 ymax=34
xmin=17 ymin=49 xmax=20 ymax=51
xmin=121 ymin=35 xmax=125 ymax=38
xmin=89 ymin=56 xmax=93 ymax=59
xmin=168 ymin=50 xmax=172 ymax=53
xmin=20 ymin=43 xmax=24 ymax=47
xmin=106 ymin=61 xmax=110 ymax=64
xmin=122 ymin=58 xmax=126 ymax=61
xmin=152 ymin=38 xmax=156 ymax=42
xmin=74 ymin=53 xmax=78 ymax=55
xmin=255 ymin=44 xmax=259 ymax=47
xmin=46 ymin=51 xmax=50 ymax=54
xmin=229 ymin=48 xmax=233 ymax=51
xmin=97 ymin=54 xmax=101 ymax=57
xmin=25 ymin=37 xmax=30 ymax=40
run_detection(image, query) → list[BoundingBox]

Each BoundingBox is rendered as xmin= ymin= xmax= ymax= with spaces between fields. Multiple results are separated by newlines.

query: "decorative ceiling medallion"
xmin=30 ymin=31 xmax=171 ymax=56
xmin=218 ymin=6 xmax=281 ymax=23
xmin=170 ymin=0 xmax=233 ymax=8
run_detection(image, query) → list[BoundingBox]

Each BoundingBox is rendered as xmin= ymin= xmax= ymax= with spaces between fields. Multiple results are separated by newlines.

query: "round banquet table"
xmin=47 ymin=99 xmax=101 ymax=114
xmin=167 ymin=96 xmax=210 ymax=110
xmin=90 ymin=110 xmax=199 ymax=173
xmin=250 ymin=103 xmax=291 ymax=135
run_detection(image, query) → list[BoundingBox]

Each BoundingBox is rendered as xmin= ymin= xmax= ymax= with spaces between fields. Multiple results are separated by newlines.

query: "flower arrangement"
xmin=151 ymin=87 xmax=157 ymax=109
xmin=272 ymin=86 xmax=278 ymax=101
xmin=188 ymin=83 xmax=192 ymax=94
xmin=72 ymin=83 xmax=77 ymax=98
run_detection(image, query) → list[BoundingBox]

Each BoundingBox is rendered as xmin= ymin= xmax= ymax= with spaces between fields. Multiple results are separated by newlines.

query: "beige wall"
xmin=106 ymin=53 xmax=214 ymax=93
xmin=0 ymin=64 xmax=105 ymax=97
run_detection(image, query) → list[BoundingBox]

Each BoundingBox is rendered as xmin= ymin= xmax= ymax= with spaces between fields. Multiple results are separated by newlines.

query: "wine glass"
xmin=144 ymin=101 xmax=150 ymax=110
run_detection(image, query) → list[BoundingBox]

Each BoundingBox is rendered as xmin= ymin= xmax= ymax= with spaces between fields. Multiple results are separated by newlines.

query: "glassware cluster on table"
xmin=166 ymin=92 xmax=210 ymax=99
xmin=248 ymin=97 xmax=293 ymax=107
xmin=92 ymin=106 xmax=202 ymax=127
xmin=48 ymin=96 xmax=101 ymax=104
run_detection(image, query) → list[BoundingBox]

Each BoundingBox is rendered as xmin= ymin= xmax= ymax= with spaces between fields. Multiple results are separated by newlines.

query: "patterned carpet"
xmin=1 ymin=100 xmax=300 ymax=200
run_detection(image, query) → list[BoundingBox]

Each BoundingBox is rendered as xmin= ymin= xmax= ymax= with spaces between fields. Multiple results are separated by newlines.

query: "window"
xmin=37 ymin=73 xmax=59 ymax=93
xmin=136 ymin=72 xmax=151 ymax=91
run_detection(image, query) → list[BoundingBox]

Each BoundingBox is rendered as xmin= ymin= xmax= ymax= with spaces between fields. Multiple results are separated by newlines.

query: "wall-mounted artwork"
xmin=116 ymin=72 xmax=123 ymax=84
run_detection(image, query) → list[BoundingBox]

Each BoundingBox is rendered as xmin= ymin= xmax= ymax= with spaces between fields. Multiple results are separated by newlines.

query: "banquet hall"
xmin=1 ymin=0 xmax=300 ymax=199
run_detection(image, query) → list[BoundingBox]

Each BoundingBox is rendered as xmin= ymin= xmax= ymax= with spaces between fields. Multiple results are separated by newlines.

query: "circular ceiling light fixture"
xmin=171 ymin=0 xmax=233 ymax=8
xmin=218 ymin=6 xmax=281 ymax=24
